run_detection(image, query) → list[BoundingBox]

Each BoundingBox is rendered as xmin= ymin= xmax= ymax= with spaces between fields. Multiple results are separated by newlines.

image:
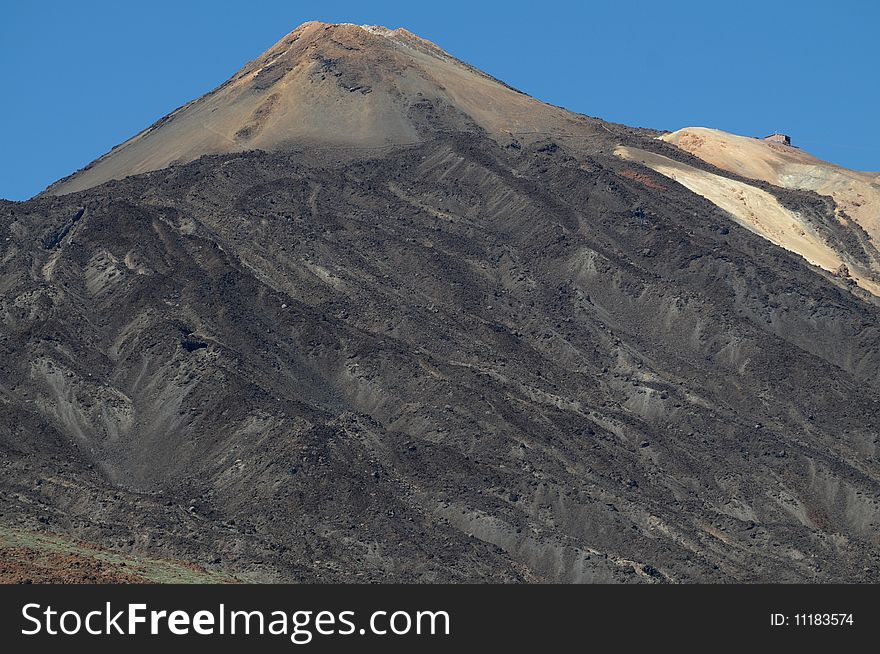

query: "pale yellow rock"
xmin=661 ymin=127 xmax=880 ymax=244
xmin=615 ymin=144 xmax=880 ymax=296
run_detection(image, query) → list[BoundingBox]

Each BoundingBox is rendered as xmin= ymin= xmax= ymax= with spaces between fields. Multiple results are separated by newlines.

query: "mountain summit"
xmin=47 ymin=21 xmax=599 ymax=196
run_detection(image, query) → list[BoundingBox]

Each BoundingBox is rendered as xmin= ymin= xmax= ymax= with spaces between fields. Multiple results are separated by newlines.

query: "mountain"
xmin=3 ymin=22 xmax=880 ymax=583
xmin=45 ymin=22 xmax=610 ymax=197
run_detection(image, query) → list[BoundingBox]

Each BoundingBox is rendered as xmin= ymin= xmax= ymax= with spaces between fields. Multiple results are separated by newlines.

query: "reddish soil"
xmin=617 ymin=168 xmax=667 ymax=190
xmin=0 ymin=547 xmax=151 ymax=584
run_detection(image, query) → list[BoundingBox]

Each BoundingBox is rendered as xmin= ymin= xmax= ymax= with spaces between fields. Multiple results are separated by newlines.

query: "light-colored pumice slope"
xmin=661 ymin=127 xmax=880 ymax=243
xmin=615 ymin=144 xmax=880 ymax=296
xmin=45 ymin=21 xmax=597 ymax=196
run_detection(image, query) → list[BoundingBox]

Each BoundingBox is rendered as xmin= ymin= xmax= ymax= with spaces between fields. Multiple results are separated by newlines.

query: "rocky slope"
xmin=663 ymin=127 xmax=880 ymax=243
xmin=2 ymin=23 xmax=880 ymax=583
xmin=615 ymin=141 xmax=880 ymax=295
xmin=625 ymin=127 xmax=880 ymax=294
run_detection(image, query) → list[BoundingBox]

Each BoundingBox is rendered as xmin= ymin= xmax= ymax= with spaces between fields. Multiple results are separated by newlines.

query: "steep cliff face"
xmin=3 ymin=24 xmax=880 ymax=583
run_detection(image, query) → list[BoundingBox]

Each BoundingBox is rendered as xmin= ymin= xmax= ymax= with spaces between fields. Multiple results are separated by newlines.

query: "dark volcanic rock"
xmin=3 ymin=130 xmax=880 ymax=583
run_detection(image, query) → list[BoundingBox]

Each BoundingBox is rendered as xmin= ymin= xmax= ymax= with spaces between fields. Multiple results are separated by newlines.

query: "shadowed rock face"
xmin=3 ymin=24 xmax=880 ymax=583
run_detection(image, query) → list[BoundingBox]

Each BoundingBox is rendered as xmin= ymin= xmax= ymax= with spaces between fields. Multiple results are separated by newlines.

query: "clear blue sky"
xmin=2 ymin=0 xmax=878 ymax=200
